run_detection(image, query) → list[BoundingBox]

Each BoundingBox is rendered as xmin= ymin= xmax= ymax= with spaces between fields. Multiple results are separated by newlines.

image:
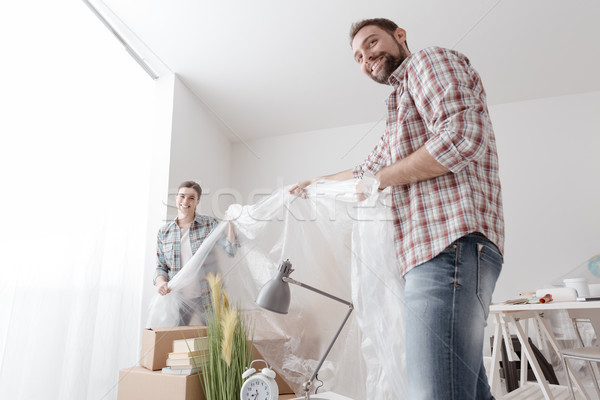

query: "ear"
xmin=393 ymin=27 xmax=407 ymax=45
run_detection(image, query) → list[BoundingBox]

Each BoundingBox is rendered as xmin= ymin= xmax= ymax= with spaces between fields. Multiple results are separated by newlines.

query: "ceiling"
xmin=101 ymin=0 xmax=600 ymax=141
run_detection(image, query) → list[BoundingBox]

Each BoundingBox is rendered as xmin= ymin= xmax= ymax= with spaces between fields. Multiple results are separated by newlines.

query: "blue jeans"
xmin=404 ymin=233 xmax=503 ymax=400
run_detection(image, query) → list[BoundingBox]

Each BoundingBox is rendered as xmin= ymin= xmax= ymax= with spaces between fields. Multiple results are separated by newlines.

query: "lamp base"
xmin=289 ymin=391 xmax=354 ymax=400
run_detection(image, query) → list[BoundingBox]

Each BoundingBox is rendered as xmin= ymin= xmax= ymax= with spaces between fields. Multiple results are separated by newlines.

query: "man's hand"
xmin=290 ymin=170 xmax=354 ymax=197
xmin=289 ymin=179 xmax=315 ymax=198
xmin=156 ymin=276 xmax=171 ymax=296
xmin=355 ymin=180 xmax=369 ymax=202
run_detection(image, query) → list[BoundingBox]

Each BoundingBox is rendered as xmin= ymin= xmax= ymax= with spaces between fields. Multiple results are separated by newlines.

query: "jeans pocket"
xmin=477 ymin=242 xmax=503 ymax=320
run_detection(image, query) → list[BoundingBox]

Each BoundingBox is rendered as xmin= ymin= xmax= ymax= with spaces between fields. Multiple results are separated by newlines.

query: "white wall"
xmin=231 ymin=118 xmax=386 ymax=204
xmin=492 ymin=91 xmax=600 ymax=301
xmin=167 ymin=75 xmax=233 ymax=220
xmin=231 ymin=91 xmax=600 ymax=303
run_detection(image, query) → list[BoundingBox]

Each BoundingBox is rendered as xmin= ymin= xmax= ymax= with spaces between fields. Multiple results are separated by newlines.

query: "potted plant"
xmin=198 ymin=273 xmax=252 ymax=400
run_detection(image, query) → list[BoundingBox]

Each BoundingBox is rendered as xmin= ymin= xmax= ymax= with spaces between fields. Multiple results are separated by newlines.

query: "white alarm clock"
xmin=240 ymin=359 xmax=279 ymax=400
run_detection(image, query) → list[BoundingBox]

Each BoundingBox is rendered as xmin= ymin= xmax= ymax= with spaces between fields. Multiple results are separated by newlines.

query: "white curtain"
xmin=0 ymin=2 xmax=155 ymax=399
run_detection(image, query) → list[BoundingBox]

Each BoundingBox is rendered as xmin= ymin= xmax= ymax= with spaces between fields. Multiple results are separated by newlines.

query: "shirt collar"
xmin=388 ymin=53 xmax=414 ymax=87
xmin=173 ymin=213 xmax=201 ymax=229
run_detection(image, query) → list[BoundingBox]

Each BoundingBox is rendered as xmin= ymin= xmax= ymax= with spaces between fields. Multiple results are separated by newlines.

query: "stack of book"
xmin=162 ymin=336 xmax=209 ymax=376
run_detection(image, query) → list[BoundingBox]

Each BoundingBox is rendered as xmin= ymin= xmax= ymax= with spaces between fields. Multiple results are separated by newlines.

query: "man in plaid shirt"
xmin=155 ymin=181 xmax=237 ymax=325
xmin=291 ymin=18 xmax=504 ymax=400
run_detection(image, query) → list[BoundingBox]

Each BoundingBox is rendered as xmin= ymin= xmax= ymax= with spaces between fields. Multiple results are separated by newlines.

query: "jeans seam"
xmin=451 ymin=241 xmax=460 ymax=399
xmin=477 ymin=243 xmax=483 ymax=312
xmin=452 ymin=243 xmax=459 ymax=288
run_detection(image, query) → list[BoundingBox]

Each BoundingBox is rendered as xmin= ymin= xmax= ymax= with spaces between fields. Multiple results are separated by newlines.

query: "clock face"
xmin=241 ymin=378 xmax=271 ymax=400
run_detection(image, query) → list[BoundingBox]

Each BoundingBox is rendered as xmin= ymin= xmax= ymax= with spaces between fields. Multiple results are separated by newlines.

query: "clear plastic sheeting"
xmin=146 ymin=178 xmax=407 ymax=399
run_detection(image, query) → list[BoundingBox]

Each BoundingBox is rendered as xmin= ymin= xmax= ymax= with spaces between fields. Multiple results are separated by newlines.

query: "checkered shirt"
xmin=353 ymin=46 xmax=504 ymax=276
xmin=155 ymin=214 xmax=219 ymax=283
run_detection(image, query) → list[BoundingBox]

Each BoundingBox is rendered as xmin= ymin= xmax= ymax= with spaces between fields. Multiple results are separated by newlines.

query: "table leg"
xmin=508 ymin=314 xmax=554 ymax=399
xmin=501 ymin=314 xmax=520 ymax=362
xmin=519 ymin=318 xmax=529 ymax=388
xmin=490 ymin=313 xmax=504 ymax=398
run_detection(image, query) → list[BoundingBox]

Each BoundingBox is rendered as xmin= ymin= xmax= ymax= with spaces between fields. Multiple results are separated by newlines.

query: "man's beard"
xmin=370 ymin=44 xmax=409 ymax=85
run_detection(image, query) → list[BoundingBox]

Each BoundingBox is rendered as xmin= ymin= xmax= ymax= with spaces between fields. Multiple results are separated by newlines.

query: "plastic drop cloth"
xmin=146 ymin=178 xmax=407 ymax=399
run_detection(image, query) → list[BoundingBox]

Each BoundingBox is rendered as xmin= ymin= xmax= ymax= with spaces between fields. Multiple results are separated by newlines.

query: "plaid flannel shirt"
xmin=154 ymin=214 xmax=220 ymax=283
xmin=353 ymin=46 xmax=504 ymax=276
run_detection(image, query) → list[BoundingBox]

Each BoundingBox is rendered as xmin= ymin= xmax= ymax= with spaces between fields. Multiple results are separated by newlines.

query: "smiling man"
xmin=291 ymin=18 xmax=504 ymax=400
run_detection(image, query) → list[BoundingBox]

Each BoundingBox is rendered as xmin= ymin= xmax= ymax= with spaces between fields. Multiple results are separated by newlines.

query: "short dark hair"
xmin=349 ymin=18 xmax=408 ymax=50
xmin=178 ymin=181 xmax=202 ymax=198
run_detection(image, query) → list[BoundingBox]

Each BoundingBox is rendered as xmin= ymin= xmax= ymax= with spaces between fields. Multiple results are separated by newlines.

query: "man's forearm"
xmin=376 ymin=146 xmax=450 ymax=189
xmin=320 ymin=169 xmax=354 ymax=182
xmin=289 ymin=169 xmax=354 ymax=195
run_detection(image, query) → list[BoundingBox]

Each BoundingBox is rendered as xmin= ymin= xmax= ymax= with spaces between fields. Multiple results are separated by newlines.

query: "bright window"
xmin=0 ymin=1 xmax=155 ymax=398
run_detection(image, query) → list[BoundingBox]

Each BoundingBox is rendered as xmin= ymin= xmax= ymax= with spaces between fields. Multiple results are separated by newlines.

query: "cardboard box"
xmin=118 ymin=366 xmax=204 ymax=400
xmin=118 ymin=366 xmax=293 ymax=400
xmin=138 ymin=325 xmax=293 ymax=394
xmin=140 ymin=326 xmax=207 ymax=371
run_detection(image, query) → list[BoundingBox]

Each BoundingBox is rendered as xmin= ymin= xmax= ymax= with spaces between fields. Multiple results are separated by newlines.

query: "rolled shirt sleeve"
xmin=154 ymin=230 xmax=170 ymax=285
xmin=407 ymin=48 xmax=493 ymax=173
xmin=353 ymin=132 xmax=391 ymax=178
xmin=223 ymin=238 xmax=240 ymax=257
xmin=207 ymin=217 xmax=239 ymax=257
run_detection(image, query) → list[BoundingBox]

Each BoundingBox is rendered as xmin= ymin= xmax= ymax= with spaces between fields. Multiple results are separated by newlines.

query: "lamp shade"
xmin=256 ymin=259 xmax=294 ymax=314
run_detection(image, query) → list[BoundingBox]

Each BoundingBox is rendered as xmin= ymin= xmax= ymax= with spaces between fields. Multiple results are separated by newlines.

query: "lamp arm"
xmin=307 ymin=305 xmax=353 ymax=387
xmin=281 ymin=276 xmax=354 ymax=398
xmin=282 ymin=277 xmax=353 ymax=307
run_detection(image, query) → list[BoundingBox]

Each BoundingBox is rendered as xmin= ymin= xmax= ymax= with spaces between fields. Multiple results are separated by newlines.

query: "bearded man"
xmin=291 ymin=18 xmax=504 ymax=400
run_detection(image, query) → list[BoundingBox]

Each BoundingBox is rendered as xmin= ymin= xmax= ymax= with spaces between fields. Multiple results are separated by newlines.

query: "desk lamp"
xmin=256 ymin=259 xmax=354 ymax=400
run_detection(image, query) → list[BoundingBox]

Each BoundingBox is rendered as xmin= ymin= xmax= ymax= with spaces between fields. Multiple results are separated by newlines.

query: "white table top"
xmin=490 ymin=300 xmax=600 ymax=312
